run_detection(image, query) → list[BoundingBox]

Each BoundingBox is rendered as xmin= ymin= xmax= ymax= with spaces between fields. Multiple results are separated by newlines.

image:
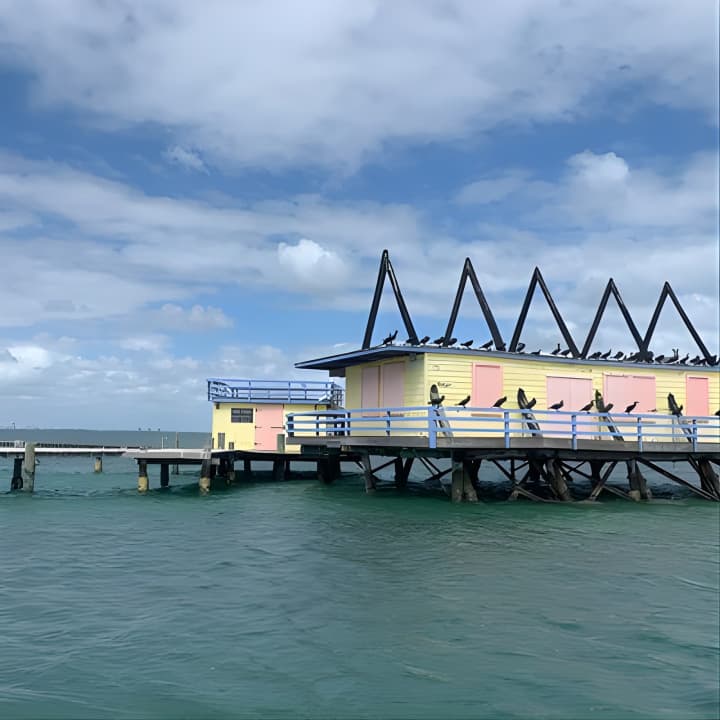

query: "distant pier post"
xmin=21 ymin=443 xmax=36 ymax=493
xmin=172 ymin=432 xmax=179 ymax=475
xmin=94 ymin=455 xmax=103 ymax=473
xmin=199 ymin=455 xmax=212 ymax=493
xmin=138 ymin=460 xmax=149 ymax=493
xmin=160 ymin=463 xmax=170 ymax=489
xmin=11 ymin=457 xmax=23 ymax=490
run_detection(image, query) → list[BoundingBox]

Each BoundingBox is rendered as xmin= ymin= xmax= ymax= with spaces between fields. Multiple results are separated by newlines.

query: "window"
xmin=218 ymin=432 xmax=225 ymax=449
xmin=228 ymin=441 xmax=235 ymax=450
xmin=231 ymin=408 xmax=254 ymax=423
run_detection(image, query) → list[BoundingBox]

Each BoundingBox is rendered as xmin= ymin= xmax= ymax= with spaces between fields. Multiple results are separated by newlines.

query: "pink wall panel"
xmin=471 ymin=364 xmax=503 ymax=407
xmin=361 ymin=366 xmax=380 ymax=408
xmin=545 ymin=376 xmax=593 ymax=435
xmin=380 ymin=362 xmax=405 ymax=407
xmin=603 ymin=375 xmax=656 ymax=413
xmin=686 ymin=376 xmax=709 ymax=417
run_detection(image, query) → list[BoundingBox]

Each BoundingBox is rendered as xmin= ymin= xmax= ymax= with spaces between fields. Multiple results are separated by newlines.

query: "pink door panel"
xmin=471 ymin=364 xmax=503 ymax=407
xmin=254 ymin=405 xmax=285 ymax=450
xmin=686 ymin=376 xmax=709 ymax=416
xmin=361 ymin=366 xmax=380 ymax=408
xmin=381 ymin=362 xmax=405 ymax=407
xmin=603 ymin=375 xmax=656 ymax=414
xmin=545 ymin=377 xmax=593 ymax=436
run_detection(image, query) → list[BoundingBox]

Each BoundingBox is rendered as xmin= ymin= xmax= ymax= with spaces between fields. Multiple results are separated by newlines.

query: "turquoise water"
xmin=1 ymin=453 xmax=718 ymax=719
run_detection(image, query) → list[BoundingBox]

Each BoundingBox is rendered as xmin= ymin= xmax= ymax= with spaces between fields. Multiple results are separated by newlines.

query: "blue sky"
xmin=0 ymin=0 xmax=718 ymax=429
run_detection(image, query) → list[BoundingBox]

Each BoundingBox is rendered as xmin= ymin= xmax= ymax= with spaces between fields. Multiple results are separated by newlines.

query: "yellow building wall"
xmin=345 ymin=356 xmax=426 ymax=408
xmin=211 ymin=402 xmax=332 ymax=452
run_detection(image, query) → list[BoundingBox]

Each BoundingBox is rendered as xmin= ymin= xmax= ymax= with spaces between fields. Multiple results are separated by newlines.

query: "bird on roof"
xmin=492 ymin=396 xmax=507 ymax=407
xmin=460 ymin=339 xmax=473 ymax=348
xmin=480 ymin=339 xmax=493 ymax=350
xmin=496 ymin=343 xmax=507 ymax=351
xmin=530 ymin=349 xmax=542 ymax=355
xmin=601 ymin=349 xmax=612 ymax=360
xmin=560 ymin=348 xmax=572 ymax=357
xmin=625 ymin=401 xmax=638 ymax=413
xmin=589 ymin=351 xmax=602 ymax=360
xmin=432 ymin=336 xmax=445 ymax=345
xmin=579 ymin=400 xmax=594 ymax=412
xmin=678 ymin=354 xmax=689 ymax=364
xmin=526 ymin=397 xmax=537 ymax=409
xmin=382 ymin=330 xmax=397 ymax=345
xmin=418 ymin=335 xmax=430 ymax=345
xmin=709 ymin=355 xmax=718 ymax=366
xmin=446 ymin=337 xmax=458 ymax=346
xmin=626 ymin=352 xmax=638 ymax=361
xmin=458 ymin=395 xmax=471 ymax=406
xmin=551 ymin=343 xmax=561 ymax=355
xmin=549 ymin=400 xmax=564 ymax=410
xmin=654 ymin=354 xmax=665 ymax=363
xmin=613 ymin=351 xmax=624 ymax=360
xmin=516 ymin=342 xmax=526 ymax=352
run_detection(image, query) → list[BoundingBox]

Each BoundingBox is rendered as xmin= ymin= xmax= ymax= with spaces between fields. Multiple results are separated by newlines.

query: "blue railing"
xmin=207 ymin=378 xmax=343 ymax=405
xmin=286 ymin=406 xmax=720 ymax=451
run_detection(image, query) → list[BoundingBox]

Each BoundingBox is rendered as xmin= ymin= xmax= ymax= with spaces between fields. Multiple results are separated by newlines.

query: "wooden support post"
xmin=394 ymin=457 xmax=406 ymax=489
xmin=94 ymin=455 xmax=103 ymax=473
xmin=272 ymin=459 xmax=284 ymax=482
xmin=284 ymin=460 xmax=291 ymax=481
xmin=243 ymin=458 xmax=252 ymax=479
xmin=546 ymin=458 xmax=571 ymax=501
xmin=626 ymin=459 xmax=651 ymax=501
xmin=697 ymin=459 xmax=720 ymax=499
xmin=199 ymin=456 xmax=212 ymax=493
xmin=360 ymin=453 xmax=376 ymax=492
xmin=11 ymin=457 xmax=23 ymax=490
xmin=226 ymin=461 xmax=236 ymax=486
xmin=137 ymin=459 xmax=149 ymax=493
xmin=451 ymin=456 xmax=478 ymax=503
xmin=20 ymin=443 xmax=36 ymax=493
xmin=160 ymin=463 xmax=170 ymax=488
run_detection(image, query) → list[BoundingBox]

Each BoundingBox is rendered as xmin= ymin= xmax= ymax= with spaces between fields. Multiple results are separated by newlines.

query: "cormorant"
xmin=445 ymin=337 xmax=458 ymax=346
xmin=382 ymin=330 xmax=397 ymax=345
xmin=624 ymin=401 xmax=638 ymax=413
xmin=551 ymin=343 xmax=561 ymax=355
xmin=480 ymin=340 xmax=493 ymax=350
xmin=714 ymin=409 xmax=720 ymax=417
xmin=458 ymin=395 xmax=471 ymax=406
xmin=549 ymin=400 xmax=564 ymax=410
xmin=654 ymin=354 xmax=665 ymax=363
xmin=589 ymin=351 xmax=602 ymax=360
xmin=516 ymin=342 xmax=526 ymax=352
xmin=601 ymin=349 xmax=612 ymax=360
xmin=560 ymin=348 xmax=572 ymax=356
xmin=432 ymin=336 xmax=445 ymax=345
xmin=613 ymin=351 xmax=624 ymax=360
xmin=678 ymin=354 xmax=689 ymax=364
xmin=492 ymin=396 xmax=507 ymax=408
xmin=579 ymin=400 xmax=594 ymax=412
xmin=526 ymin=398 xmax=537 ymax=409
xmin=460 ymin=339 xmax=474 ymax=348
xmin=530 ymin=349 xmax=542 ymax=355
xmin=496 ymin=343 xmax=507 ymax=351
xmin=604 ymin=403 xmax=614 ymax=412
xmin=418 ymin=336 xmax=430 ymax=345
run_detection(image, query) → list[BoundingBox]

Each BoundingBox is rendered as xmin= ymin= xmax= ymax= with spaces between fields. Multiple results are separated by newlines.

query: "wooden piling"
xmin=21 ymin=443 xmax=36 ymax=493
xmin=697 ymin=459 xmax=720 ymax=499
xmin=94 ymin=455 xmax=103 ymax=473
xmin=11 ymin=457 xmax=23 ymax=490
xmin=360 ymin=453 xmax=376 ymax=492
xmin=546 ymin=458 xmax=571 ymax=501
xmin=160 ymin=463 xmax=170 ymax=488
xmin=243 ymin=458 xmax=252 ymax=479
xmin=199 ymin=455 xmax=212 ymax=493
xmin=137 ymin=459 xmax=149 ymax=493
xmin=272 ymin=459 xmax=284 ymax=482
xmin=626 ymin=459 xmax=651 ymax=501
xmin=451 ymin=456 xmax=478 ymax=503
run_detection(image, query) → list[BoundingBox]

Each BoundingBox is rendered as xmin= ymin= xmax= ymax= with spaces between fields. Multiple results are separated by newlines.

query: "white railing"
xmin=286 ymin=406 xmax=720 ymax=451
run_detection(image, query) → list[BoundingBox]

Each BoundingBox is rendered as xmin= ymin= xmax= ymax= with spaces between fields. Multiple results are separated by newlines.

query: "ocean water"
xmin=1 ymin=446 xmax=718 ymax=719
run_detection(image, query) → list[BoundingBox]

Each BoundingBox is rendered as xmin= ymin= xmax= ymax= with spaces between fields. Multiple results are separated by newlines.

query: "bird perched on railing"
xmin=382 ymin=330 xmax=397 ymax=345
xmin=624 ymin=401 xmax=638 ymax=413
xmin=526 ymin=397 xmax=537 ymax=409
xmin=579 ymin=400 xmax=594 ymax=412
xmin=492 ymin=396 xmax=507 ymax=407
xmin=549 ymin=400 xmax=564 ymax=410
xmin=458 ymin=395 xmax=471 ymax=406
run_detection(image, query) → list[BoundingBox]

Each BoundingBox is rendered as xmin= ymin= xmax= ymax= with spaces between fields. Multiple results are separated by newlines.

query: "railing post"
xmin=636 ymin=416 xmax=643 ymax=452
xmin=386 ymin=410 xmax=392 ymax=437
xmin=427 ymin=407 xmax=437 ymax=449
xmin=571 ymin=413 xmax=577 ymax=451
xmin=504 ymin=410 xmax=510 ymax=449
xmin=691 ymin=418 xmax=697 ymax=451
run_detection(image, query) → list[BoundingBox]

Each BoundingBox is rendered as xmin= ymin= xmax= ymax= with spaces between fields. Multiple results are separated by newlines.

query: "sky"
xmin=0 ymin=0 xmax=718 ymax=430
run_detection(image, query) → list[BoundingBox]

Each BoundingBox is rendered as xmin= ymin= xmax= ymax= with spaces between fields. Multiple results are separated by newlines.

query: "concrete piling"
xmin=94 ymin=455 xmax=103 ymax=473
xmin=160 ymin=463 xmax=170 ymax=488
xmin=199 ymin=455 xmax=212 ymax=493
xmin=21 ymin=443 xmax=36 ymax=493
xmin=137 ymin=459 xmax=149 ymax=493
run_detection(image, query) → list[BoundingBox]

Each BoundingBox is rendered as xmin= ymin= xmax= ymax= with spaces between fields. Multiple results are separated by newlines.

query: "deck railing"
xmin=207 ymin=378 xmax=343 ymax=406
xmin=286 ymin=406 xmax=720 ymax=451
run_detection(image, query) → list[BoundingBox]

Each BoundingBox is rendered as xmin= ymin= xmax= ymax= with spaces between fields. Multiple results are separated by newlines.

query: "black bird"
xmin=382 ymin=330 xmax=397 ymax=345
xmin=709 ymin=355 xmax=718 ymax=366
xmin=531 ymin=349 xmax=542 ymax=355
xmin=560 ymin=348 xmax=572 ymax=356
xmin=601 ymin=349 xmax=612 ymax=360
xmin=605 ymin=403 xmax=614 ymax=412
xmin=418 ymin=335 xmax=430 ymax=345
xmin=549 ymin=400 xmax=564 ymax=410
xmin=714 ymin=409 xmax=720 ymax=416
xmin=551 ymin=343 xmax=561 ymax=355
xmin=480 ymin=340 xmax=493 ymax=350
xmin=496 ymin=343 xmax=507 ymax=351
xmin=678 ymin=354 xmax=689 ymax=364
xmin=690 ymin=355 xmax=701 ymax=365
xmin=492 ymin=396 xmax=507 ymax=408
xmin=625 ymin=401 xmax=638 ymax=413
xmin=432 ymin=336 xmax=445 ymax=345
xmin=460 ymin=339 xmax=474 ymax=348
xmin=626 ymin=352 xmax=638 ymax=361
xmin=458 ymin=395 xmax=471 ymax=406
xmin=526 ymin=397 xmax=537 ymax=409
xmin=613 ymin=351 xmax=624 ymax=360
xmin=654 ymin=354 xmax=665 ymax=363
xmin=445 ymin=337 xmax=458 ymax=347
xmin=579 ymin=400 xmax=594 ymax=412
xmin=429 ymin=384 xmax=445 ymax=406
xmin=516 ymin=342 xmax=526 ymax=352
xmin=589 ymin=351 xmax=602 ymax=360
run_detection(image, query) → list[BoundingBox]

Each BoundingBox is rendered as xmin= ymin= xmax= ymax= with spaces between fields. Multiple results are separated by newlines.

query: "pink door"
xmin=603 ymin=375 xmax=656 ymax=414
xmin=546 ymin=377 xmax=594 ymax=436
xmin=381 ymin=362 xmax=405 ymax=407
xmin=254 ymin=405 xmax=285 ymax=450
xmin=686 ymin=376 xmax=709 ymax=417
xmin=361 ymin=366 xmax=380 ymax=408
xmin=471 ymin=364 xmax=503 ymax=407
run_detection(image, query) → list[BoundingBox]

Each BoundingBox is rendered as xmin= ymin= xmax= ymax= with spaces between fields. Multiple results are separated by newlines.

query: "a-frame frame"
xmin=642 ymin=282 xmax=714 ymax=362
xmin=362 ymin=249 xmax=419 ymax=349
xmin=581 ymin=279 xmax=645 ymax=359
xmin=509 ymin=268 xmax=579 ymax=357
xmin=441 ymin=258 xmax=505 ymax=349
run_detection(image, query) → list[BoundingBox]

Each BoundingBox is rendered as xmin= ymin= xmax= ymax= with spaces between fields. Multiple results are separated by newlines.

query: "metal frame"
xmin=442 ymin=257 xmax=505 ymax=349
xmin=362 ymin=249 xmax=419 ymax=349
xmin=581 ymin=279 xmax=646 ymax=359
xmin=509 ymin=268 xmax=579 ymax=356
xmin=642 ymin=281 xmax=714 ymax=362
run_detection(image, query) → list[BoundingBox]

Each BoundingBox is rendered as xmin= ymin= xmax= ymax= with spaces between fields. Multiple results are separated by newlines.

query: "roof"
xmin=295 ymin=345 xmax=720 ymax=373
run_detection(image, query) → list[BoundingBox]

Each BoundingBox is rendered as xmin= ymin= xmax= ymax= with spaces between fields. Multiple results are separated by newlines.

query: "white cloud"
xmin=163 ymin=145 xmax=207 ymax=173
xmin=277 ymin=238 xmax=347 ymax=289
xmin=454 ymin=170 xmax=530 ymax=205
xmin=157 ymin=304 xmax=233 ymax=330
xmin=0 ymin=1 xmax=715 ymax=169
